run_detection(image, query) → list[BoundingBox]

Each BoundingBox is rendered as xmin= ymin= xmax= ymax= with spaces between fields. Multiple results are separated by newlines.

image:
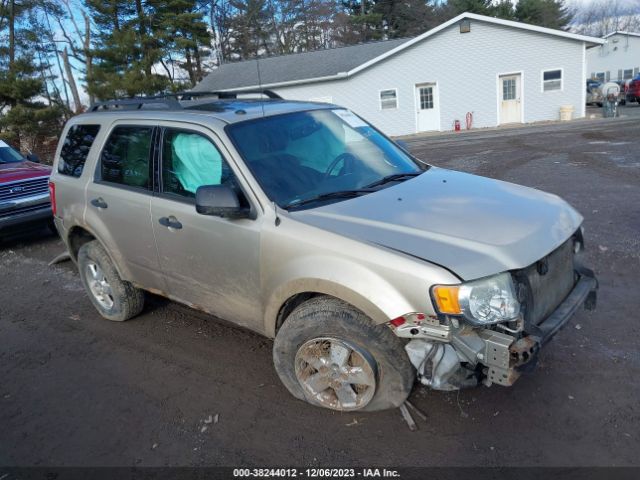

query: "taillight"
xmin=48 ymin=181 xmax=57 ymax=216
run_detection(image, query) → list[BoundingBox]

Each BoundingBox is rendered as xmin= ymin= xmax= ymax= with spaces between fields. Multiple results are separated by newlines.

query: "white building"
xmin=195 ymin=13 xmax=603 ymax=136
xmin=587 ymin=31 xmax=640 ymax=83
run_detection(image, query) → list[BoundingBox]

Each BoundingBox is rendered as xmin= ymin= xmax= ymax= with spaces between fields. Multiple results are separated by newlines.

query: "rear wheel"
xmin=78 ymin=240 xmax=144 ymax=321
xmin=273 ymin=296 xmax=414 ymax=411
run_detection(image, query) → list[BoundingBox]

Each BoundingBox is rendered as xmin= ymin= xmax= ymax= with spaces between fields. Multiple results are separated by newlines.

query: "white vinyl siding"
xmin=276 ymin=21 xmax=587 ymax=135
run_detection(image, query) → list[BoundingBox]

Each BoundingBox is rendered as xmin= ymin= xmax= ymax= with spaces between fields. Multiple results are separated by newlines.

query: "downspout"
xmin=581 ymin=42 xmax=587 ymax=119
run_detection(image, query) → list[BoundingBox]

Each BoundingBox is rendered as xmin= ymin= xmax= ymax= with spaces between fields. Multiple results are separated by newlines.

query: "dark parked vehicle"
xmin=626 ymin=76 xmax=640 ymax=103
xmin=0 ymin=140 xmax=52 ymax=237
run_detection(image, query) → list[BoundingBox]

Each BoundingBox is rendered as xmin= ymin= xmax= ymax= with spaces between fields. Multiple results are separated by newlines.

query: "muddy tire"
xmin=273 ymin=296 xmax=414 ymax=412
xmin=77 ymin=240 xmax=144 ymax=322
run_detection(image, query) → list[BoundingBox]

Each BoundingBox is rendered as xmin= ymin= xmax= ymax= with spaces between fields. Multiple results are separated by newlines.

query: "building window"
xmin=379 ymin=89 xmax=398 ymax=110
xmin=542 ymin=69 xmax=562 ymax=91
xmin=419 ymin=86 xmax=434 ymax=109
xmin=605 ymin=71 xmax=610 ymax=82
xmin=634 ymin=67 xmax=639 ymax=77
xmin=623 ymin=69 xmax=633 ymax=80
xmin=503 ymin=79 xmax=516 ymax=100
xmin=595 ymin=72 xmax=605 ymax=82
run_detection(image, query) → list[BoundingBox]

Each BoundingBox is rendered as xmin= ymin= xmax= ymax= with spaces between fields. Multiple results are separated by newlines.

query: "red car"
xmin=0 ymin=140 xmax=52 ymax=236
xmin=626 ymin=77 xmax=640 ymax=104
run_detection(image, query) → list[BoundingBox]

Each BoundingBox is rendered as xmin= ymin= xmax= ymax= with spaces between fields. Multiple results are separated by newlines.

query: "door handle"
xmin=159 ymin=216 xmax=182 ymax=230
xmin=90 ymin=197 xmax=108 ymax=209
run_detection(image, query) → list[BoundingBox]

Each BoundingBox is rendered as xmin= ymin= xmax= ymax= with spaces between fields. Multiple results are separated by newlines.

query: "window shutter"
xmin=618 ymin=69 xmax=623 ymax=80
xmin=605 ymin=71 xmax=610 ymax=81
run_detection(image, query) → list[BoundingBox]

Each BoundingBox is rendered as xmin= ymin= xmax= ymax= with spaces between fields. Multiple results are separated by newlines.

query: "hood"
xmin=291 ymin=167 xmax=582 ymax=280
xmin=0 ymin=161 xmax=51 ymax=183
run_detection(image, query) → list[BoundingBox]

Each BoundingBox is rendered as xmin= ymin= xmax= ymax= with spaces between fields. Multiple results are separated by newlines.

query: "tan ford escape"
xmin=50 ymin=92 xmax=597 ymax=412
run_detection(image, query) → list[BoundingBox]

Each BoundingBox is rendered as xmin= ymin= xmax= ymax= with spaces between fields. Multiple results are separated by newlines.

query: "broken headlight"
xmin=431 ymin=273 xmax=520 ymax=326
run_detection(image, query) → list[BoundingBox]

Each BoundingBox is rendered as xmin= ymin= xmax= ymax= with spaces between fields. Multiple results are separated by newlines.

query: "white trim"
xmin=496 ymin=71 xmax=524 ymax=125
xmin=208 ymin=12 xmax=604 ymax=92
xmin=541 ymin=67 xmax=564 ymax=92
xmin=414 ymin=82 xmax=441 ymax=133
xmin=581 ymin=42 xmax=586 ymax=118
xmin=603 ymin=31 xmax=640 ymax=39
xmin=378 ymin=88 xmax=399 ymax=110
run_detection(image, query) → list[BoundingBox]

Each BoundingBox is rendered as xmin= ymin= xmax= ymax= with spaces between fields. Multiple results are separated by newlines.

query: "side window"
xmin=161 ymin=129 xmax=233 ymax=198
xmin=379 ymin=89 xmax=398 ymax=110
xmin=58 ymin=124 xmax=101 ymax=177
xmin=100 ymin=126 xmax=153 ymax=190
xmin=542 ymin=69 xmax=562 ymax=92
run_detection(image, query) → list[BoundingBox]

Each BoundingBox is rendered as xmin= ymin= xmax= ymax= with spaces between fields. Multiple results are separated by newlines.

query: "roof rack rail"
xmin=89 ymin=90 xmax=282 ymax=112
xmin=180 ymin=90 xmax=282 ymax=100
xmin=89 ymin=96 xmax=182 ymax=112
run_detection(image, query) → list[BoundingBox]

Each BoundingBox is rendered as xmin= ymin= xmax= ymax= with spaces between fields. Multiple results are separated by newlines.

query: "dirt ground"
xmin=1 ymin=109 xmax=639 ymax=468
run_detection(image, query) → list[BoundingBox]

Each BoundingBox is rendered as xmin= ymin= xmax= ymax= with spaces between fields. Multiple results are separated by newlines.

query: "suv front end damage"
xmin=390 ymin=231 xmax=597 ymax=391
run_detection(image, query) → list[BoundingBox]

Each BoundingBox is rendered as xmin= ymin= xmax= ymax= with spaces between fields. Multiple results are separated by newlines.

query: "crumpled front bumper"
xmin=481 ymin=266 xmax=598 ymax=387
xmin=406 ymin=266 xmax=598 ymax=390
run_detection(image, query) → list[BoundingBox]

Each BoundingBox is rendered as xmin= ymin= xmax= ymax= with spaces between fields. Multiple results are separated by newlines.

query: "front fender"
xmin=263 ymin=255 xmax=419 ymax=338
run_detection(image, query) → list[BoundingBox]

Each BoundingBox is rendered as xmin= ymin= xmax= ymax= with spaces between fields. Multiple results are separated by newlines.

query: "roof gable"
xmin=196 ymin=12 xmax=604 ymax=92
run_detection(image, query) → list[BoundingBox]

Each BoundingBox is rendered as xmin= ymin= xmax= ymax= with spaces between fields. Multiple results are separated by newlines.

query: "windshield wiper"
xmin=283 ymin=189 xmax=376 ymax=210
xmin=364 ymin=172 xmax=422 ymax=189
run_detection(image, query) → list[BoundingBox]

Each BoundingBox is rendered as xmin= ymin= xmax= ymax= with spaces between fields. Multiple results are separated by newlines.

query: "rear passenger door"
xmin=150 ymin=124 xmax=263 ymax=331
xmin=85 ymin=122 xmax=166 ymax=292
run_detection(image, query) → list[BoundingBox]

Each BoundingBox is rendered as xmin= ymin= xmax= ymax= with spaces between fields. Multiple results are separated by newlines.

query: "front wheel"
xmin=273 ymin=296 xmax=414 ymax=411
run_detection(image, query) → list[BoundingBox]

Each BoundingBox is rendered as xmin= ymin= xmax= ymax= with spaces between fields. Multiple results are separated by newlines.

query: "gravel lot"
xmin=1 ymin=109 xmax=639 ymax=468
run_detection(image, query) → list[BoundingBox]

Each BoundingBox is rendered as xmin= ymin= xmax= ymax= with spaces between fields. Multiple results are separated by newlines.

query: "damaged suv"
xmin=50 ymin=92 xmax=597 ymax=412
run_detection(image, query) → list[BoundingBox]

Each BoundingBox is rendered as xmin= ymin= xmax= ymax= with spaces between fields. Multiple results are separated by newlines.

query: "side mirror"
xmin=195 ymin=185 xmax=251 ymax=219
xmin=26 ymin=153 xmax=41 ymax=163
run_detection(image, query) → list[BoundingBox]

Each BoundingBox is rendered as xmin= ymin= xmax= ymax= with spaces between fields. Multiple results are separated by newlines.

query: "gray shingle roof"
xmin=194 ymin=38 xmax=411 ymax=91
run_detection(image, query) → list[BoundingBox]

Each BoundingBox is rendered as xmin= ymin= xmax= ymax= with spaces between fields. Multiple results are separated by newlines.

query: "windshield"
xmin=226 ymin=109 xmax=422 ymax=208
xmin=0 ymin=142 xmax=25 ymax=164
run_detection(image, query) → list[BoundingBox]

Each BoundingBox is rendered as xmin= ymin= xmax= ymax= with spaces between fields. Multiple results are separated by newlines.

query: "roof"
xmin=602 ymin=31 xmax=640 ymax=39
xmin=196 ymin=12 xmax=605 ymax=92
xmin=193 ymin=38 xmax=410 ymax=92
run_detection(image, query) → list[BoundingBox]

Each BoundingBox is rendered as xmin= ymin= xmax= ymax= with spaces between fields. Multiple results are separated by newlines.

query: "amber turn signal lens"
xmin=432 ymin=285 xmax=462 ymax=315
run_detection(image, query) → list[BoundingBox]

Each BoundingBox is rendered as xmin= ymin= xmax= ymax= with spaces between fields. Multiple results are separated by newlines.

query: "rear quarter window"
xmin=58 ymin=124 xmax=101 ymax=177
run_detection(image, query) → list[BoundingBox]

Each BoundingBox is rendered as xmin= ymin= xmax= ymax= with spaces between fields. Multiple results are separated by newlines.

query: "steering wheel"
xmin=324 ymin=152 xmax=356 ymax=180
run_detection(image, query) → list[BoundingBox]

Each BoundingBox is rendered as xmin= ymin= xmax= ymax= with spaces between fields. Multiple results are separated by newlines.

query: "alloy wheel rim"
xmin=294 ymin=337 xmax=377 ymax=411
xmin=85 ymin=262 xmax=114 ymax=310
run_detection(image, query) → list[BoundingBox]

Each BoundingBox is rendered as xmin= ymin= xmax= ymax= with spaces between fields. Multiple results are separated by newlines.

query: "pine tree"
xmin=0 ymin=0 xmax=65 ymax=150
xmin=515 ymin=0 xmax=571 ymax=30
xmin=85 ymin=0 xmax=169 ymax=99
xmin=492 ymin=0 xmax=516 ymax=21
xmin=150 ymin=0 xmax=212 ymax=87
xmin=373 ymin=0 xmax=437 ymax=38
xmin=448 ymin=0 xmax=493 ymax=16
xmin=227 ymin=0 xmax=273 ymax=59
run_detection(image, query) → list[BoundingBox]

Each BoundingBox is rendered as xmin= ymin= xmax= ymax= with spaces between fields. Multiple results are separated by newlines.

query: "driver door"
xmin=150 ymin=123 xmax=263 ymax=331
